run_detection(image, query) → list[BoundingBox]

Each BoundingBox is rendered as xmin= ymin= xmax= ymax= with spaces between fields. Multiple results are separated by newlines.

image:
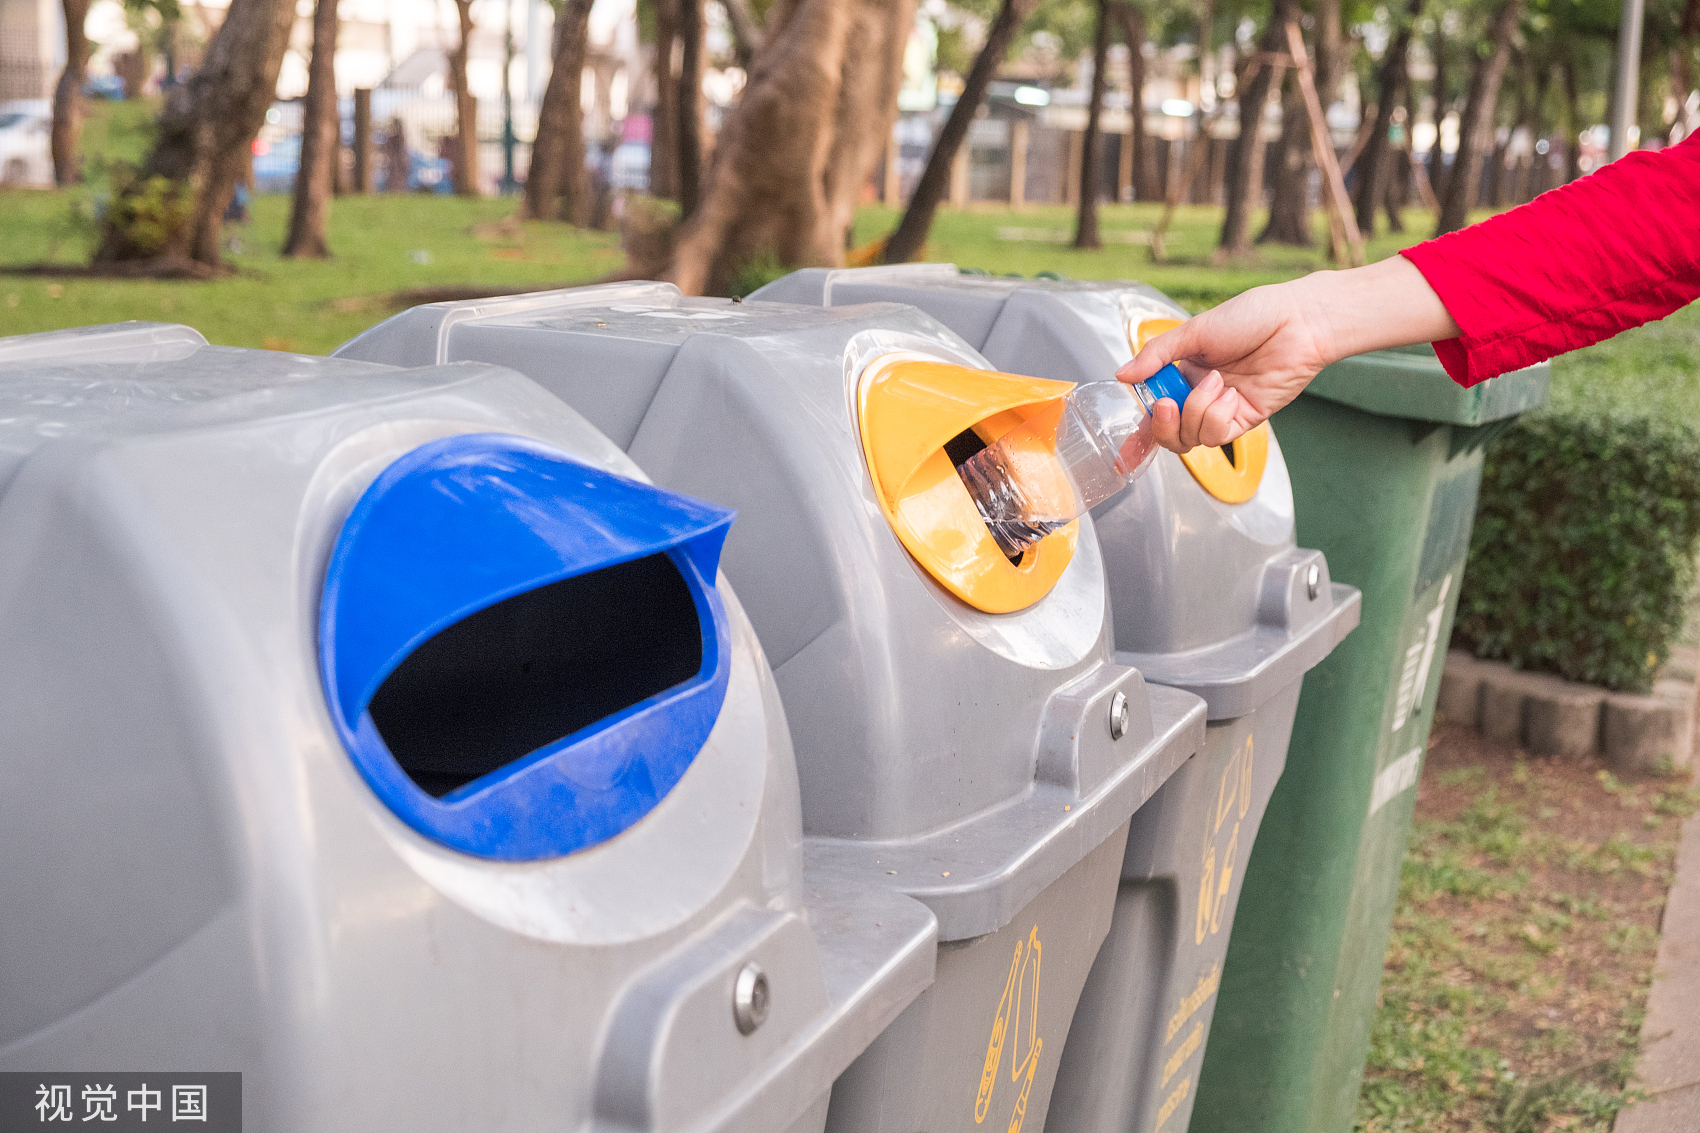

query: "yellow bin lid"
xmin=858 ymin=355 xmax=1079 ymax=614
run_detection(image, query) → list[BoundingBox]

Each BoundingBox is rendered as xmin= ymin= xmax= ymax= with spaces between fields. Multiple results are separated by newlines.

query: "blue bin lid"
xmin=319 ymin=433 xmax=735 ymax=861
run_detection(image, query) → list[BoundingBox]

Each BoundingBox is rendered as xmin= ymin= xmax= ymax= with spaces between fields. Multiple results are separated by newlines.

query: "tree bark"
xmin=676 ymin=0 xmax=704 ymax=217
xmin=51 ymin=0 xmax=91 ymax=186
xmin=1261 ymin=0 xmax=1340 ymax=245
xmin=1435 ymin=0 xmax=1522 ymax=234
xmin=524 ymin=0 xmax=594 ymax=222
xmin=668 ymin=0 xmax=914 ymax=293
xmin=282 ymin=0 xmax=339 ymax=257
xmin=1560 ymin=56 xmax=1582 ymax=181
xmin=1259 ymin=72 xmax=1310 ymax=243
xmin=1073 ymin=0 xmax=1112 ymax=248
xmin=1354 ymin=0 xmax=1418 ymax=235
xmin=1673 ymin=0 xmax=1698 ymax=142
xmin=449 ymin=0 xmax=480 ymax=196
xmin=722 ymin=0 xmax=764 ymax=71
xmin=883 ymin=0 xmax=1039 ymax=263
xmin=1114 ymin=3 xmax=1154 ymax=201
xmin=1486 ymin=51 xmax=1527 ymax=208
xmin=94 ymin=0 xmax=296 ymax=269
xmin=1220 ymin=0 xmax=1291 ymax=254
xmin=1385 ymin=70 xmax=1421 ymax=231
xmin=650 ymin=0 xmax=680 ymax=201
xmin=1428 ymin=23 xmax=1450 ymax=199
xmin=820 ymin=0 xmax=912 ymax=245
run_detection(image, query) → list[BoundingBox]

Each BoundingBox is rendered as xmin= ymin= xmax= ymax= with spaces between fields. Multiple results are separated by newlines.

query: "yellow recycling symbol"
xmin=976 ymin=925 xmax=1043 ymax=1132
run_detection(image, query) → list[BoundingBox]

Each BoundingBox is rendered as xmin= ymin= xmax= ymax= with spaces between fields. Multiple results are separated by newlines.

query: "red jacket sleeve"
xmin=1400 ymin=131 xmax=1700 ymax=387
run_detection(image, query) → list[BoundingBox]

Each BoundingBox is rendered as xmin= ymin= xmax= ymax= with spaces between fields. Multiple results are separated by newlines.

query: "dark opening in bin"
xmin=945 ymin=426 xmax=1030 ymax=567
xmin=368 ymin=552 xmax=703 ymax=798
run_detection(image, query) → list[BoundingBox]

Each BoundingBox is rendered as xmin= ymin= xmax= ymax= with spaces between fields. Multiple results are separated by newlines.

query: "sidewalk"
xmin=1616 ymin=805 xmax=1700 ymax=1133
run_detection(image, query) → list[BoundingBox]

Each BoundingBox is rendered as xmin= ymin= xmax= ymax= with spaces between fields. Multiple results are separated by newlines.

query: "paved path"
xmin=1617 ymin=806 xmax=1700 ymax=1133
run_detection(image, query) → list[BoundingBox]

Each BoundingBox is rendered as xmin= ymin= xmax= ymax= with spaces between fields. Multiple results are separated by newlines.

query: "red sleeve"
xmin=1400 ymin=131 xmax=1700 ymax=387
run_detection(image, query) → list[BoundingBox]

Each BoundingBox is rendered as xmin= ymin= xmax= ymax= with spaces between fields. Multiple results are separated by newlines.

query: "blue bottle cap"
xmin=1143 ymin=362 xmax=1192 ymax=409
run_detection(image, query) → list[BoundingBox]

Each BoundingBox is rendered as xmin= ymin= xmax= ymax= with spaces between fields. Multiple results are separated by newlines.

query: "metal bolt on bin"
xmin=1188 ymin=344 xmax=1549 ymax=1133
xmin=336 ymin=285 xmax=1212 ymax=1133
xmin=0 ymin=321 xmax=937 ymax=1133
xmin=749 ymin=265 xmax=1362 ymax=1133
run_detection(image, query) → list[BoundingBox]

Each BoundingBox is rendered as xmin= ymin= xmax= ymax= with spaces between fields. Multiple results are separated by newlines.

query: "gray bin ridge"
xmin=0 ymin=321 xmax=936 ymax=1133
xmin=337 ymin=286 xmax=1212 ymax=1133
xmin=749 ymin=266 xmax=1362 ymax=1133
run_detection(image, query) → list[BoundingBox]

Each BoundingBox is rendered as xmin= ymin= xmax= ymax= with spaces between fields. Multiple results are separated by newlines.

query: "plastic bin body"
xmin=337 ymin=286 xmax=1211 ymax=1133
xmin=1189 ymin=345 xmax=1549 ymax=1133
xmin=0 ymin=322 xmax=937 ymax=1133
xmin=749 ymin=266 xmax=1360 ymax=1133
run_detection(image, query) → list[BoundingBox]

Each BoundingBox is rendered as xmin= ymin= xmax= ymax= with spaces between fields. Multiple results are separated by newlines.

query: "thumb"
xmin=1116 ymin=320 xmax=1198 ymax=385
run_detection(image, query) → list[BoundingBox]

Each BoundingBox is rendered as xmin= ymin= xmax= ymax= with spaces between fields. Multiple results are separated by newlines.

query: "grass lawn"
xmin=849 ymin=200 xmax=1445 ymax=309
xmin=1358 ymin=727 xmax=1699 ymax=1133
xmin=0 ymin=188 xmax=626 ymax=355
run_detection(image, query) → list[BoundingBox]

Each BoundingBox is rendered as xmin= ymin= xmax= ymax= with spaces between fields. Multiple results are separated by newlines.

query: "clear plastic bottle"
xmin=958 ymin=363 xmax=1193 ymax=558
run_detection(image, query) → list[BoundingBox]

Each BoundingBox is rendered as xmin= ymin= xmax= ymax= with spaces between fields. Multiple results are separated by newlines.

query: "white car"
xmin=0 ymin=100 xmax=53 ymax=187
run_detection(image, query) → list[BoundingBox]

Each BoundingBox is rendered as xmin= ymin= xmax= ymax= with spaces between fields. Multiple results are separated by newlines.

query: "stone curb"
xmin=1437 ymin=650 xmax=1696 ymax=771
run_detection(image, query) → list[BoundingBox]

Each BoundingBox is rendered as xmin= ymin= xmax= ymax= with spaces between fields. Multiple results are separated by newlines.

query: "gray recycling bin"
xmin=751 ymin=266 xmax=1361 ymax=1133
xmin=337 ymin=285 xmax=1211 ymax=1133
xmin=0 ymin=320 xmax=935 ymax=1133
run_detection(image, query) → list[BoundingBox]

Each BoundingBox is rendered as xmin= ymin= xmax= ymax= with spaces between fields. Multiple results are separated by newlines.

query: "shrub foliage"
xmin=1454 ymin=414 xmax=1700 ymax=693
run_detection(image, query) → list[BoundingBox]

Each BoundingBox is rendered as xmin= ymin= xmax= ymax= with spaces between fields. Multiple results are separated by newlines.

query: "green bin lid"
xmin=1301 ymin=344 xmax=1550 ymax=426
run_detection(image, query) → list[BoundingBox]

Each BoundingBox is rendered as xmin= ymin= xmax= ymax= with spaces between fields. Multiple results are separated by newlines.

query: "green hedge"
xmin=1453 ymin=413 xmax=1700 ymax=693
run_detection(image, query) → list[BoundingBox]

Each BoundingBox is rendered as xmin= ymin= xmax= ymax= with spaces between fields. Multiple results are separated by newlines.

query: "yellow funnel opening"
xmin=858 ymin=355 xmax=1079 ymax=614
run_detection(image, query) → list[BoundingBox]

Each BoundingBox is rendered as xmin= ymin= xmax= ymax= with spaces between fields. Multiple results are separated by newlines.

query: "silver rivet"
xmin=1306 ymin=563 xmax=1321 ymax=600
xmin=1109 ymin=691 xmax=1130 ymax=741
xmin=733 ymin=962 xmax=769 ymax=1035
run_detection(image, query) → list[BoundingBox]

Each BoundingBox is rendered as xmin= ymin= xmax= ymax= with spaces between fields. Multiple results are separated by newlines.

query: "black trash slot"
xmin=945 ymin=426 xmax=1027 ymax=567
xmin=368 ymin=552 xmax=704 ymax=798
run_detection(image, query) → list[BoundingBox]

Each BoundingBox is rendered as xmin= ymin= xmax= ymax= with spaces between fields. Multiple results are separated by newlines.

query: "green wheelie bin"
xmin=1188 ymin=344 xmax=1550 ymax=1133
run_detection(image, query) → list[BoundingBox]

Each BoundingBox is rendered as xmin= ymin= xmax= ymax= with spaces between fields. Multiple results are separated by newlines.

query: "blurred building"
xmin=0 ymin=0 xmax=59 ymax=102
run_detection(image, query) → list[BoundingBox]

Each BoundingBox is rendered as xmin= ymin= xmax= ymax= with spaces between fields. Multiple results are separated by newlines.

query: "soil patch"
xmin=1357 ymin=725 xmax=1699 ymax=1133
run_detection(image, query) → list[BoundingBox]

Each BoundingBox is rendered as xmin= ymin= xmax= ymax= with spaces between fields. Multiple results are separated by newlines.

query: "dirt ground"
xmin=1355 ymin=725 xmax=1700 ymax=1133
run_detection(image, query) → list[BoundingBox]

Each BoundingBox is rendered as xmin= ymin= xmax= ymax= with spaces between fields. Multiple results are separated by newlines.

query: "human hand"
xmin=1120 ymin=256 xmax=1460 ymax=453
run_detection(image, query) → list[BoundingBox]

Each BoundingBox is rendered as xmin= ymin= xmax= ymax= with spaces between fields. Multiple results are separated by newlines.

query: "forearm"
xmin=1301 ymin=255 xmax=1462 ymax=364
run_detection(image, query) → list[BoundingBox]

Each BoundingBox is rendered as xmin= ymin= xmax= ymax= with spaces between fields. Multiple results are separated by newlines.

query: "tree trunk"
xmin=282 ymin=0 xmax=339 ymax=257
xmin=722 ymin=0 xmax=764 ymax=71
xmin=524 ymin=0 xmax=594 ymax=222
xmin=676 ymin=0 xmax=704 ymax=217
xmin=449 ymin=0 xmax=479 ymax=196
xmin=1485 ymin=52 xmax=1527 ymax=208
xmin=882 ymin=0 xmax=1039 ymax=263
xmin=1115 ymin=3 xmax=1154 ymax=201
xmin=1515 ymin=64 xmax=1551 ymax=201
xmin=1435 ymin=0 xmax=1522 ymax=235
xmin=1260 ymin=0 xmax=1338 ymax=245
xmin=51 ymin=0 xmax=91 ymax=186
xmin=1428 ymin=23 xmax=1450 ymax=201
xmin=1220 ymin=0 xmax=1291 ymax=254
xmin=1354 ymin=0 xmax=1417 ymax=235
xmin=1260 ymin=73 xmax=1311 ymax=243
xmin=1073 ymin=0 xmax=1112 ymax=248
xmin=1560 ymin=57 xmax=1582 ymax=181
xmin=1385 ymin=71 xmax=1421 ymax=231
xmin=1673 ymin=0 xmax=1698 ymax=142
xmin=93 ymin=0 xmax=296 ymax=269
xmin=820 ymin=0 xmax=912 ymax=245
xmin=650 ymin=0 xmax=679 ymax=201
xmin=669 ymin=0 xmax=915 ymax=293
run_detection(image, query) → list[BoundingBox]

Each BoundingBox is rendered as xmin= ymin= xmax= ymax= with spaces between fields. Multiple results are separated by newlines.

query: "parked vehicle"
xmin=251 ymin=134 xmax=302 ymax=194
xmin=0 ymin=102 xmax=52 ymax=187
